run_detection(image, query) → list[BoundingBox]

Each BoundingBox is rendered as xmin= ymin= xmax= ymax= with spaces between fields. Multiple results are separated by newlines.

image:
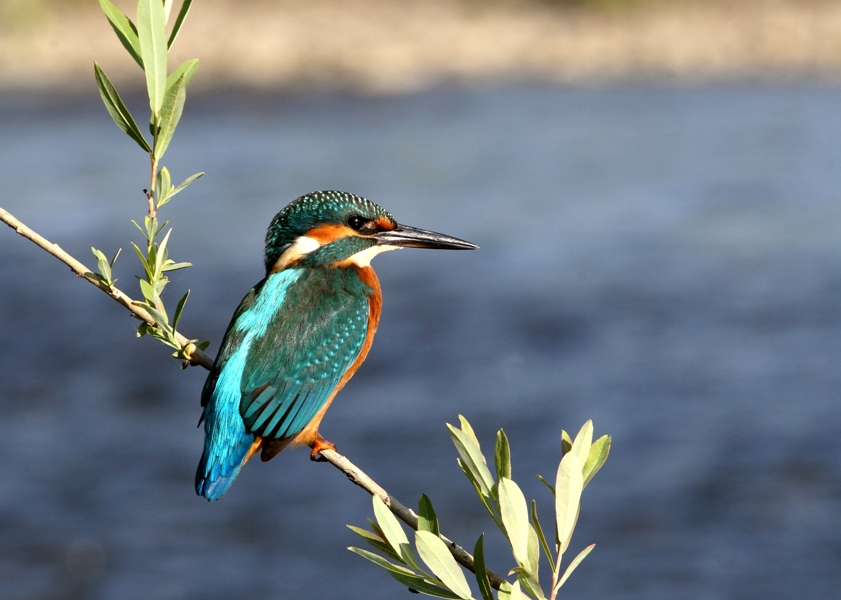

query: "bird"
xmin=195 ymin=190 xmax=477 ymax=501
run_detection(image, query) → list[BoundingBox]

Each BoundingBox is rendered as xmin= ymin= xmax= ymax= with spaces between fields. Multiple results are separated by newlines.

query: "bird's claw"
xmin=310 ymin=436 xmax=337 ymax=462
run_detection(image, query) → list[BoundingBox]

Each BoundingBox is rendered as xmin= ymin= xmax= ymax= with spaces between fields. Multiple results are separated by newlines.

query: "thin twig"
xmin=0 ymin=205 xmax=507 ymax=590
xmin=0 ymin=206 xmax=213 ymax=369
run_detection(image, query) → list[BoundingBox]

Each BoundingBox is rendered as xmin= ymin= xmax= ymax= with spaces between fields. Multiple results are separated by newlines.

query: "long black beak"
xmin=373 ymin=224 xmax=478 ymax=250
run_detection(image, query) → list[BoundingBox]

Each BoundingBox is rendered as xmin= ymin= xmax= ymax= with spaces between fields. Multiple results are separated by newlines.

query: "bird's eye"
xmin=346 ymin=215 xmax=367 ymax=231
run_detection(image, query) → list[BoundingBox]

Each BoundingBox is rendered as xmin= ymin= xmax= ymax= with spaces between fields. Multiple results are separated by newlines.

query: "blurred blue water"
xmin=1 ymin=84 xmax=841 ymax=599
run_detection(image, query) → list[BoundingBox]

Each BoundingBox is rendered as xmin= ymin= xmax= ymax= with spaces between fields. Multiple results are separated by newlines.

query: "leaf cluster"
xmin=92 ymin=0 xmax=206 ymax=362
xmin=349 ymin=417 xmax=611 ymax=599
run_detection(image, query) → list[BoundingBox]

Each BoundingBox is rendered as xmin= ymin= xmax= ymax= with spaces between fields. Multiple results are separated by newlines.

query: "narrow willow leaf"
xmin=511 ymin=567 xmax=545 ymax=600
xmin=418 ymin=494 xmax=440 ymax=536
xmin=130 ymin=242 xmax=152 ymax=279
xmin=473 ymin=535 xmax=494 ymax=600
xmin=136 ymin=322 xmax=149 ymax=337
xmin=447 ymin=424 xmax=495 ymax=496
xmin=498 ymin=478 xmax=529 ymax=567
xmin=139 ymin=278 xmax=157 ymax=304
xmin=458 ymin=459 xmax=503 ymax=531
xmin=172 ymin=290 xmax=189 ymax=330
xmin=570 ymin=421 xmax=594 ymax=469
xmin=348 ymin=546 xmax=417 ymax=577
xmin=155 ymin=228 xmax=173 ymax=278
xmin=537 ymin=474 xmax=555 ymax=497
xmin=161 ymin=261 xmax=191 ymax=272
xmin=582 ymin=435 xmax=611 ymax=488
xmin=415 ymin=531 xmax=472 ymax=600
xmin=139 ymin=302 xmax=169 ymax=328
xmin=347 ymin=525 xmax=402 ymax=562
xmin=561 ymin=430 xmax=572 ymax=456
xmin=163 ymin=0 xmax=174 ymax=22
xmin=109 ymin=248 xmax=122 ymax=269
xmin=169 ymin=171 xmax=204 ymax=198
xmin=154 ymin=73 xmax=187 ymax=160
xmin=526 ymin=524 xmax=540 ymax=577
xmin=166 ymin=58 xmax=199 ymax=91
xmin=91 ymin=247 xmax=110 ymax=281
xmin=99 ymin=0 xmax=143 ymax=68
xmin=495 ymin=429 xmax=512 ymax=482
xmin=554 ymin=453 xmax=583 ymax=554
xmin=372 ymin=496 xmax=409 ymax=556
xmin=94 ymin=63 xmax=151 ymax=152
xmin=555 ymin=543 xmax=595 ymax=591
xmin=531 ymin=501 xmax=554 ymax=570
xmin=137 ymin=0 xmax=167 ymax=115
xmin=168 ymin=0 xmax=193 ymax=49
xmin=156 ymin=166 xmax=172 ymax=206
xmin=197 ymin=340 xmax=210 ymax=351
xmin=498 ymin=580 xmax=524 ymax=600
xmin=386 ymin=571 xmax=462 ymax=600
xmin=457 ymin=415 xmax=480 ymax=448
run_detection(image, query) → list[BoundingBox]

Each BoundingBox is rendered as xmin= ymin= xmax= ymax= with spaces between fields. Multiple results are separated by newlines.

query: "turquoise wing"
xmin=239 ymin=267 xmax=372 ymax=440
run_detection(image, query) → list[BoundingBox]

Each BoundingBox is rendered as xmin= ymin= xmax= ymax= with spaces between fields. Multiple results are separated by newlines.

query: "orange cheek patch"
xmin=306 ymin=223 xmax=357 ymax=244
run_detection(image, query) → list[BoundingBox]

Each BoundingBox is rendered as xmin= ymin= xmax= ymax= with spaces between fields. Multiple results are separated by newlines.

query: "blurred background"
xmin=2 ymin=1 xmax=841 ymax=599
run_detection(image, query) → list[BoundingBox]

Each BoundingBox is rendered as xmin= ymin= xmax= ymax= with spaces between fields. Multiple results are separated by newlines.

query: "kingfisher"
xmin=195 ymin=190 xmax=477 ymax=501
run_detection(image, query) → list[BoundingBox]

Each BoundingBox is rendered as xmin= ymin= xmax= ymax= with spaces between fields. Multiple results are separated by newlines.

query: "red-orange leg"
xmin=309 ymin=435 xmax=337 ymax=462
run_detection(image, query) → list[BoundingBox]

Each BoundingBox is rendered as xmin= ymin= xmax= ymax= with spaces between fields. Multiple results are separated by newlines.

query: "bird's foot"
xmin=309 ymin=436 xmax=337 ymax=462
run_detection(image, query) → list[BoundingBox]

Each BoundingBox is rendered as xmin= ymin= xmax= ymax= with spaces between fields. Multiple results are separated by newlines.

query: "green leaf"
xmin=570 ymin=420 xmax=594 ymax=469
xmin=168 ymin=171 xmax=204 ymax=199
xmin=130 ymin=242 xmax=152 ymax=279
xmin=347 ymin=525 xmax=402 ymax=563
xmin=447 ymin=423 xmax=495 ymax=496
xmin=137 ymin=0 xmax=168 ymax=115
xmin=138 ymin=302 xmax=170 ymax=329
xmin=530 ymin=501 xmax=554 ymax=570
xmin=136 ymin=322 xmax=149 ymax=337
xmin=156 ymin=166 xmax=172 ymax=204
xmin=109 ymin=248 xmax=122 ymax=269
xmin=99 ymin=0 xmax=143 ymax=68
xmin=498 ymin=581 xmax=524 ymax=600
xmin=372 ymin=495 xmax=409 ymax=556
xmin=386 ymin=571 xmax=463 ymax=600
xmin=93 ymin=63 xmax=151 ymax=153
xmin=582 ymin=435 xmax=611 ymax=488
xmin=163 ymin=0 xmax=175 ymax=22
xmin=555 ymin=453 xmax=583 ymax=554
xmin=458 ymin=415 xmax=480 ymax=448
xmin=168 ymin=0 xmax=193 ymax=49
xmin=197 ymin=340 xmax=210 ymax=351
xmin=561 ymin=430 xmax=573 ymax=456
xmin=172 ymin=289 xmax=189 ymax=330
xmin=418 ymin=494 xmax=440 ymax=536
xmin=511 ymin=567 xmax=545 ymax=600
xmin=555 ymin=543 xmax=595 ymax=591
xmin=347 ymin=546 xmax=417 ymax=578
xmin=154 ymin=73 xmax=187 ymax=160
xmin=498 ymin=478 xmax=529 ymax=567
xmin=415 ymin=531 xmax=472 ymax=600
xmin=537 ymin=474 xmax=555 ymax=497
xmin=457 ymin=459 xmax=503 ymax=531
xmin=91 ymin=247 xmax=111 ymax=282
xmin=473 ymin=535 xmax=494 ymax=600
xmin=161 ymin=261 xmax=192 ymax=272
xmin=495 ymin=429 xmax=512 ymax=482
xmin=139 ymin=278 xmax=158 ymax=304
xmin=526 ymin=523 xmax=540 ymax=577
xmin=166 ymin=58 xmax=199 ymax=91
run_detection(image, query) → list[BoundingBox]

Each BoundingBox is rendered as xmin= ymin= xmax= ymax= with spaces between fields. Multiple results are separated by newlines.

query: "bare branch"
xmin=0 ymin=205 xmax=506 ymax=589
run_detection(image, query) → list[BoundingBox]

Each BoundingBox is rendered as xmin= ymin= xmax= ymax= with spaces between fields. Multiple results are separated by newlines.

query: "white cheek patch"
xmin=347 ymin=244 xmax=401 ymax=267
xmin=273 ymin=235 xmax=321 ymax=271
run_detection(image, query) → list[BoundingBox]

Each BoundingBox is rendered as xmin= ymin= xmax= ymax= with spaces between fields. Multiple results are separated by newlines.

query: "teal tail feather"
xmin=195 ymin=399 xmax=255 ymax=502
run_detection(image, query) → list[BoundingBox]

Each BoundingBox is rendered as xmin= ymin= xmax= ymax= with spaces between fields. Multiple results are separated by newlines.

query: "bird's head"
xmin=264 ymin=190 xmax=477 ymax=272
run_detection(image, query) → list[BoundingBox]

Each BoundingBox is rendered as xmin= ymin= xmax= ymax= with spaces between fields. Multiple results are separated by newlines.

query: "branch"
xmin=0 ymin=205 xmax=212 ymax=369
xmin=0 ymin=205 xmax=507 ymax=590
